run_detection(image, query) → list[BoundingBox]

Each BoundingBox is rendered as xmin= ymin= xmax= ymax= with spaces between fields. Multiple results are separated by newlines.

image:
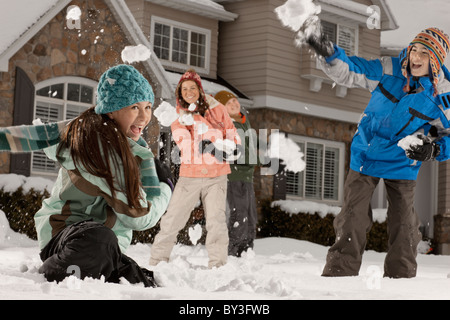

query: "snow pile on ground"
xmin=1 ymin=175 xmax=449 ymax=301
xmin=0 ymin=207 xmax=449 ymax=300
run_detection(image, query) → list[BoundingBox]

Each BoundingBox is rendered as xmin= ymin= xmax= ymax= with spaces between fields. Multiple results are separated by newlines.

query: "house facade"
xmin=0 ymin=0 xmax=174 ymax=177
xmin=214 ymin=0 xmax=450 ymax=254
xmin=1 ymin=0 xmax=449 ymax=254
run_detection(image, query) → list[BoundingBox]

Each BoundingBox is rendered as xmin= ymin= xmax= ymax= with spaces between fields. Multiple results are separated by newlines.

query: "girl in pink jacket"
xmin=150 ymin=69 xmax=241 ymax=268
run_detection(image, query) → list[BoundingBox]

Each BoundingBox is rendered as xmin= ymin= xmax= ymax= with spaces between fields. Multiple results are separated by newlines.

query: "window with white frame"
xmin=33 ymin=77 xmax=97 ymax=175
xmin=322 ymin=20 xmax=357 ymax=56
xmin=286 ymin=135 xmax=345 ymax=204
xmin=151 ymin=16 xmax=210 ymax=73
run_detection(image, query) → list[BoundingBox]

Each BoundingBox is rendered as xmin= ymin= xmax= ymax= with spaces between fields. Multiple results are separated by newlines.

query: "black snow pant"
xmin=322 ymin=169 xmax=422 ymax=278
xmin=39 ymin=220 xmax=157 ymax=287
xmin=226 ymin=180 xmax=257 ymax=257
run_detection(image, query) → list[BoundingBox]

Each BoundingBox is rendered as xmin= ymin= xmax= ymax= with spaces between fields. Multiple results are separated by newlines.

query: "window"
xmin=151 ymin=17 xmax=210 ymax=73
xmin=286 ymin=135 xmax=345 ymax=204
xmin=32 ymin=77 xmax=97 ymax=175
xmin=322 ymin=20 xmax=357 ymax=56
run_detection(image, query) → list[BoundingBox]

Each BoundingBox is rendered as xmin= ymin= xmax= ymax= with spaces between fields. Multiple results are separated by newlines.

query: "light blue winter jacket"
xmin=319 ymin=45 xmax=450 ymax=180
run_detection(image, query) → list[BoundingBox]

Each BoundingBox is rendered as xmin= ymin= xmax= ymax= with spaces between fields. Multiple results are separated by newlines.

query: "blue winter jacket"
xmin=319 ymin=45 xmax=450 ymax=180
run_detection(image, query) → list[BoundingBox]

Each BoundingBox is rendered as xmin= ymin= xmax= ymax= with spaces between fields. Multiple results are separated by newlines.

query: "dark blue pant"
xmin=39 ymin=220 xmax=157 ymax=287
xmin=227 ymin=180 xmax=257 ymax=257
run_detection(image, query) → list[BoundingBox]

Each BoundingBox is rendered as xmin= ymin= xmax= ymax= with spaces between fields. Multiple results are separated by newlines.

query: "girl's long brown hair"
xmin=58 ymin=106 xmax=144 ymax=209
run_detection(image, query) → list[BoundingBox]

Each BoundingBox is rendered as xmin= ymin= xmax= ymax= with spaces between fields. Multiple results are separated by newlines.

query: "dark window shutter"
xmin=10 ymin=67 xmax=35 ymax=176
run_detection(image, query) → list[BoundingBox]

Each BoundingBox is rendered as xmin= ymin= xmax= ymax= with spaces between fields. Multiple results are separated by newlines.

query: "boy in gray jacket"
xmin=215 ymin=90 xmax=258 ymax=257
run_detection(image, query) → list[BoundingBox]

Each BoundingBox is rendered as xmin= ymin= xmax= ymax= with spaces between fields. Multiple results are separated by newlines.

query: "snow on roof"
xmin=146 ymin=0 xmax=237 ymax=22
xmin=0 ymin=0 xmax=61 ymax=53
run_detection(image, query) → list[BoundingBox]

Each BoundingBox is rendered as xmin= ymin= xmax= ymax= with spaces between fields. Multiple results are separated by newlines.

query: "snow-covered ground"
xmin=1 ymin=173 xmax=449 ymax=301
xmin=1 ymin=207 xmax=449 ymax=301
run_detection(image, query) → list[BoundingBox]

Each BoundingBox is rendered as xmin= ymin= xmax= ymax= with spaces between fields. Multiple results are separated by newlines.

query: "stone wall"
xmin=434 ymin=215 xmax=450 ymax=254
xmin=0 ymin=0 xmax=160 ymax=173
xmin=247 ymin=108 xmax=357 ymax=206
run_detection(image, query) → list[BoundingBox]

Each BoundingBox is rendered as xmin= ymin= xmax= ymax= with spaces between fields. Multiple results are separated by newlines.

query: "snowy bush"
xmin=0 ymin=174 xmax=206 ymax=246
xmin=0 ymin=187 xmax=49 ymax=240
xmin=258 ymin=199 xmax=389 ymax=252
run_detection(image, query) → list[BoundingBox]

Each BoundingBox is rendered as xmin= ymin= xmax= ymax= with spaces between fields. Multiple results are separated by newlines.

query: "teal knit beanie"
xmin=95 ymin=64 xmax=155 ymax=114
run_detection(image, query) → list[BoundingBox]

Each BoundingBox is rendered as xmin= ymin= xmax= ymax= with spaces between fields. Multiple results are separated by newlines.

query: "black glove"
xmin=223 ymin=144 xmax=243 ymax=162
xmin=406 ymin=140 xmax=440 ymax=161
xmin=199 ymin=140 xmax=222 ymax=157
xmin=306 ymin=33 xmax=334 ymax=58
xmin=199 ymin=140 xmax=241 ymax=162
xmin=154 ymin=158 xmax=175 ymax=190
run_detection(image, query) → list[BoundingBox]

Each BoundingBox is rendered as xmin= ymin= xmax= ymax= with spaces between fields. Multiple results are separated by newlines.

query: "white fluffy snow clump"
xmin=121 ymin=44 xmax=151 ymax=64
xmin=267 ymin=132 xmax=305 ymax=173
xmin=274 ymin=0 xmax=322 ymax=45
xmin=153 ymin=101 xmax=179 ymax=127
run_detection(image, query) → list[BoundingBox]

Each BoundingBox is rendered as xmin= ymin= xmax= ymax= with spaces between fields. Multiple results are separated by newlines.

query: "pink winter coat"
xmin=171 ymin=95 xmax=241 ymax=178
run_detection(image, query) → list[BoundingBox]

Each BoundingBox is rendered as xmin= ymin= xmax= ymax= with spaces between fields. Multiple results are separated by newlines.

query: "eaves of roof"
xmin=146 ymin=0 xmax=238 ymax=22
xmin=318 ymin=0 xmax=398 ymax=31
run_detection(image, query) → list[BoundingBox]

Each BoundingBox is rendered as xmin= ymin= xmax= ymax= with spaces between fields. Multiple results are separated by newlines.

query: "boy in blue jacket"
xmin=308 ymin=27 xmax=450 ymax=278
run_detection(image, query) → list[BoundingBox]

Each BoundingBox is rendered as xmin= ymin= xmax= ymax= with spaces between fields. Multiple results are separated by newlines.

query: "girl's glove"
xmin=406 ymin=138 xmax=440 ymax=161
xmin=154 ymin=158 xmax=175 ymax=190
xmin=199 ymin=139 xmax=242 ymax=162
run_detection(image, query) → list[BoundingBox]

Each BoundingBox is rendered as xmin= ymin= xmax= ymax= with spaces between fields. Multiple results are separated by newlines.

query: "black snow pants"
xmin=226 ymin=180 xmax=257 ymax=257
xmin=322 ymin=169 xmax=422 ymax=278
xmin=39 ymin=220 xmax=157 ymax=287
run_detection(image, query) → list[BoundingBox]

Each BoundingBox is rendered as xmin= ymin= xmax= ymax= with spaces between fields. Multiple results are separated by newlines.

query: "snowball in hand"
xmin=214 ymin=139 xmax=236 ymax=154
xmin=275 ymin=0 xmax=322 ymax=46
xmin=180 ymin=113 xmax=195 ymax=126
xmin=195 ymin=122 xmax=209 ymax=135
xmin=398 ymin=134 xmax=424 ymax=151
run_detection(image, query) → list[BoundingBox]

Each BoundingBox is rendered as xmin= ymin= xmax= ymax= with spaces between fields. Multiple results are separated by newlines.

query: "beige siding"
xmin=219 ymin=0 xmax=381 ymax=117
xmin=125 ymin=0 xmax=219 ymax=78
xmin=124 ymin=0 xmax=145 ymax=29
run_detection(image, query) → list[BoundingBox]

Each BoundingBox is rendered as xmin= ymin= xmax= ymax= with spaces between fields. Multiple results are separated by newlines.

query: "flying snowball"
xmin=121 ymin=44 xmax=151 ymax=64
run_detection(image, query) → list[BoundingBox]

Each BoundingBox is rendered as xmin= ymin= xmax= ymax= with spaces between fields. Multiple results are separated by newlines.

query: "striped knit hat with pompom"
xmin=402 ymin=27 xmax=450 ymax=96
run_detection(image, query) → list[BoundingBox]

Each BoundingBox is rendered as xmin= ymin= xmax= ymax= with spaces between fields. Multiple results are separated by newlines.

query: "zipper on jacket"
xmin=394 ymin=107 xmax=434 ymax=136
